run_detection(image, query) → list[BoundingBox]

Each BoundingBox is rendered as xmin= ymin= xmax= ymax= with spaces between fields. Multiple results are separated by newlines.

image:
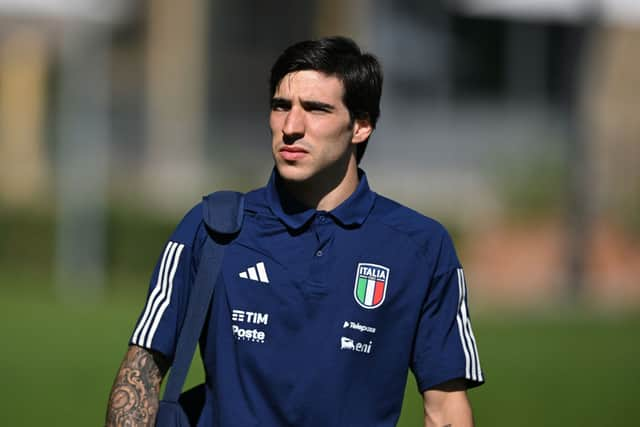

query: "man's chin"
xmin=275 ymin=163 xmax=312 ymax=183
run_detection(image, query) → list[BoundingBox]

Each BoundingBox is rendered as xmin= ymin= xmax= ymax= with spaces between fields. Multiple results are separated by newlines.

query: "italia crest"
xmin=354 ymin=263 xmax=390 ymax=309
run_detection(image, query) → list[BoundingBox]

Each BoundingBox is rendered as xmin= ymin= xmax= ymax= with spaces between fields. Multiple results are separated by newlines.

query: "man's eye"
xmin=271 ymin=101 xmax=290 ymax=111
xmin=304 ymin=102 xmax=334 ymax=113
xmin=308 ymin=106 xmax=331 ymax=113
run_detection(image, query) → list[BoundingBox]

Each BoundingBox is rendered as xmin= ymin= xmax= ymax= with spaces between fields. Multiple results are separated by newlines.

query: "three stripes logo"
xmin=238 ymin=261 xmax=270 ymax=284
xmin=354 ymin=263 xmax=389 ymax=309
xmin=132 ymin=241 xmax=184 ymax=348
xmin=455 ymin=268 xmax=483 ymax=383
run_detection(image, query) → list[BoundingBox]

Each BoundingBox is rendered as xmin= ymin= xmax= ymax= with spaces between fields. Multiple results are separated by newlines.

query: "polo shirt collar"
xmin=266 ymin=168 xmax=376 ymax=230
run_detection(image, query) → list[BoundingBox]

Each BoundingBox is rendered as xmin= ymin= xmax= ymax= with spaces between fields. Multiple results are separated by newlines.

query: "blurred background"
xmin=0 ymin=0 xmax=638 ymax=425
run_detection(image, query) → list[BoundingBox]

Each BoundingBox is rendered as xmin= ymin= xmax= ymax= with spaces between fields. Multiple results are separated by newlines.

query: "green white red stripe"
xmin=354 ymin=263 xmax=389 ymax=309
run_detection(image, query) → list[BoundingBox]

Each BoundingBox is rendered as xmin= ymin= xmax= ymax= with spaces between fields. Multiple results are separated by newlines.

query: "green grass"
xmin=464 ymin=310 xmax=640 ymax=427
xmin=1 ymin=275 xmax=638 ymax=426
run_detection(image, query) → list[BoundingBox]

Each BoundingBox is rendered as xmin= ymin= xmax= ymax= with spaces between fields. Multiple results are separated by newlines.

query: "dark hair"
xmin=269 ymin=36 xmax=383 ymax=164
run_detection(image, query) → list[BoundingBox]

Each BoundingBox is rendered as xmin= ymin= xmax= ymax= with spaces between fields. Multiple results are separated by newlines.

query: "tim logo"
xmin=231 ymin=309 xmax=269 ymax=344
xmin=232 ymin=309 xmax=269 ymax=325
xmin=340 ymin=336 xmax=373 ymax=354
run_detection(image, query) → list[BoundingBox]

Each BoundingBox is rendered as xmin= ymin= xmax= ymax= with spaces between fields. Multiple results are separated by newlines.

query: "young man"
xmin=106 ymin=36 xmax=484 ymax=427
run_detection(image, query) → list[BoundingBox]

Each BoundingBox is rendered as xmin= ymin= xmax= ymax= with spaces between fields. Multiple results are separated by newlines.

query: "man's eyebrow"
xmin=271 ymin=97 xmax=291 ymax=108
xmin=300 ymin=100 xmax=335 ymax=111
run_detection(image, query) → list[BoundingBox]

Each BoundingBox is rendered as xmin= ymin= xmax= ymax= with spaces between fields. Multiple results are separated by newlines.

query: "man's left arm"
xmin=411 ymin=230 xmax=484 ymax=426
xmin=423 ymin=379 xmax=474 ymax=427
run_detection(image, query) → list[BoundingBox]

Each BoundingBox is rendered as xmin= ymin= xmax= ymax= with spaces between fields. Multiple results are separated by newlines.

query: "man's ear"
xmin=351 ymin=117 xmax=373 ymax=144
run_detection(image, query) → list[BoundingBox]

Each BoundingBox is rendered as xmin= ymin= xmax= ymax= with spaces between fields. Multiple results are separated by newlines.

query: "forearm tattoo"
xmin=106 ymin=346 xmax=168 ymax=426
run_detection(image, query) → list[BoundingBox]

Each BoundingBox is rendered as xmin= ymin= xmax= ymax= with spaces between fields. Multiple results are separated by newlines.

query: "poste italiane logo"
xmin=353 ymin=263 xmax=390 ymax=309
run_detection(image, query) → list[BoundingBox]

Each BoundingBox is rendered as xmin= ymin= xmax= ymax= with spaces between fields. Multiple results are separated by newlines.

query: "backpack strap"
xmin=202 ymin=191 xmax=244 ymax=234
xmin=162 ymin=191 xmax=244 ymax=402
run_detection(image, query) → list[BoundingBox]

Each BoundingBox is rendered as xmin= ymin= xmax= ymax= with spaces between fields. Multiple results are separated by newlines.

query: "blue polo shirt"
xmin=130 ymin=169 xmax=484 ymax=426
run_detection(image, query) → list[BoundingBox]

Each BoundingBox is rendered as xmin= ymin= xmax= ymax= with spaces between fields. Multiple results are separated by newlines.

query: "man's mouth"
xmin=279 ymin=146 xmax=308 ymax=161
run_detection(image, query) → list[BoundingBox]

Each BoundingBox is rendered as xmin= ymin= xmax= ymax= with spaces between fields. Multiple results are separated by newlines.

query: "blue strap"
xmin=202 ymin=191 xmax=244 ymax=234
xmin=162 ymin=191 xmax=244 ymax=402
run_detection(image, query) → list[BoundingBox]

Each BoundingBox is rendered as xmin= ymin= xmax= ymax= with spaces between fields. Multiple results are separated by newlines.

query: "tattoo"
xmin=106 ymin=346 xmax=168 ymax=426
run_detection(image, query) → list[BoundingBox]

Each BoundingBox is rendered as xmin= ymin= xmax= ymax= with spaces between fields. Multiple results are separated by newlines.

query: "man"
xmin=106 ymin=36 xmax=484 ymax=427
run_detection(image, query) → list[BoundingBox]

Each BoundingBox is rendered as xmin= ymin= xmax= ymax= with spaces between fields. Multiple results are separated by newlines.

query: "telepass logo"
xmin=353 ymin=263 xmax=390 ymax=309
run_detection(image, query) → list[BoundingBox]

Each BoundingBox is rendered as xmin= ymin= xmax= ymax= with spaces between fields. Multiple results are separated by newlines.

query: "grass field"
xmin=1 ymin=274 xmax=638 ymax=426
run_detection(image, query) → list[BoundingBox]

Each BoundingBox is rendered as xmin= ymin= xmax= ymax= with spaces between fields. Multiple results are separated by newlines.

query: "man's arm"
xmin=105 ymin=345 xmax=169 ymax=426
xmin=423 ymin=378 xmax=474 ymax=427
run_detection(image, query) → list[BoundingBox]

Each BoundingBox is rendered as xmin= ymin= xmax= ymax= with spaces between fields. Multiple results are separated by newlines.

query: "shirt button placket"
xmin=308 ymin=213 xmax=332 ymax=289
xmin=314 ymin=215 xmax=330 ymax=257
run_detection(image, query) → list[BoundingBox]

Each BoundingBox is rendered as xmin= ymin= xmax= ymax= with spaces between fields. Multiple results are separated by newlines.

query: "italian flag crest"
xmin=354 ymin=263 xmax=390 ymax=309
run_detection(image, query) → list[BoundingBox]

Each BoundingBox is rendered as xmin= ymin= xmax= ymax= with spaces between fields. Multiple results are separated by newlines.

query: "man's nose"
xmin=282 ymin=107 xmax=304 ymax=144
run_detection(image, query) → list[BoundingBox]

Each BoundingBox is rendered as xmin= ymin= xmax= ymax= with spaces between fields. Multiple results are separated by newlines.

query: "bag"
xmin=155 ymin=191 xmax=244 ymax=426
xmin=156 ymin=384 xmax=206 ymax=426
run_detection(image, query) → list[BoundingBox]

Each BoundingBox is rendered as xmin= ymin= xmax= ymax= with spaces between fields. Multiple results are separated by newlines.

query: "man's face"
xmin=270 ymin=70 xmax=369 ymax=184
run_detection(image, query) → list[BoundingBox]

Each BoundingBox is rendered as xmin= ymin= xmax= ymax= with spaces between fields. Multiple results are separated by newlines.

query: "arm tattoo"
xmin=106 ymin=345 xmax=168 ymax=426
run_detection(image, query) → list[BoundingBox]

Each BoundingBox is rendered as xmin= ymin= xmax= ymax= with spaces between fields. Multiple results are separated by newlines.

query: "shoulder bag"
xmin=155 ymin=191 xmax=244 ymax=426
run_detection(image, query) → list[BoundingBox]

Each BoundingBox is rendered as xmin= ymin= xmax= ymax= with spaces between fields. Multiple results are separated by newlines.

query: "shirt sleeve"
xmin=129 ymin=203 xmax=206 ymax=361
xmin=410 ymin=234 xmax=485 ymax=392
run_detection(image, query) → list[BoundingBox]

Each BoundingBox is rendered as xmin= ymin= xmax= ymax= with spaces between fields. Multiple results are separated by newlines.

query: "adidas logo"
xmin=238 ymin=261 xmax=270 ymax=284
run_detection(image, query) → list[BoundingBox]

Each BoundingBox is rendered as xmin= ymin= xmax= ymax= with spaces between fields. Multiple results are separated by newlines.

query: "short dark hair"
xmin=269 ymin=36 xmax=383 ymax=164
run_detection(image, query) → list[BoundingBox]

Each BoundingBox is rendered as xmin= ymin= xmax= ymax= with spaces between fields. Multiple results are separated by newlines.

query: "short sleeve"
xmin=129 ymin=203 xmax=205 ymax=361
xmin=410 ymin=236 xmax=484 ymax=392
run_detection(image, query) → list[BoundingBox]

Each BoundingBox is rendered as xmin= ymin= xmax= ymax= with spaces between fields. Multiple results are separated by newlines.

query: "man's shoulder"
xmin=174 ymin=186 xmax=268 ymax=240
xmin=169 ymin=201 xmax=206 ymax=246
xmin=369 ymin=194 xmax=461 ymax=270
xmin=242 ymin=185 xmax=271 ymax=214
xmin=370 ymin=194 xmax=452 ymax=249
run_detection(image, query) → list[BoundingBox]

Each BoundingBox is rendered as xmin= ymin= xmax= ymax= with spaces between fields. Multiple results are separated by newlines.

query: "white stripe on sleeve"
xmin=132 ymin=241 xmax=184 ymax=348
xmin=146 ymin=243 xmax=184 ymax=347
xmin=460 ymin=269 xmax=483 ymax=381
xmin=456 ymin=269 xmax=472 ymax=379
xmin=137 ymin=241 xmax=178 ymax=346
xmin=132 ymin=242 xmax=174 ymax=345
xmin=456 ymin=268 xmax=483 ymax=382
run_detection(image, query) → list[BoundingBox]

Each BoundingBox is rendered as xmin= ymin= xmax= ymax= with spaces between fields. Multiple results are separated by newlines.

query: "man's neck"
xmin=281 ymin=158 xmax=360 ymax=211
